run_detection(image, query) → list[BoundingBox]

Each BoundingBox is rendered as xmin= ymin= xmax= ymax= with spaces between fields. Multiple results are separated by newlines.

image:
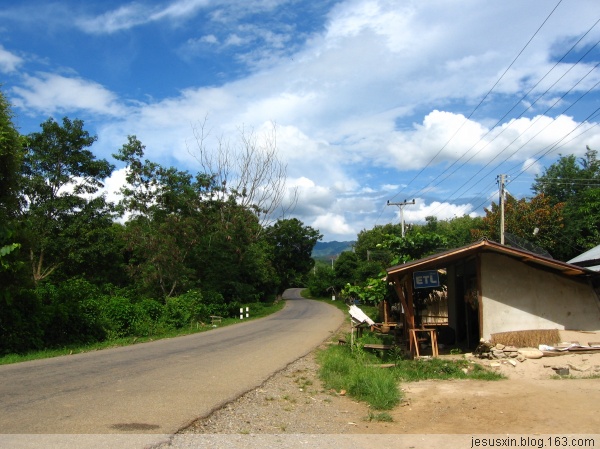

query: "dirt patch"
xmin=174 ymin=331 xmax=600 ymax=436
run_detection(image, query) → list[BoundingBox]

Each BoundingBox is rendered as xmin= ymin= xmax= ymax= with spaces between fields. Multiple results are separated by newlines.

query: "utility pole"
xmin=387 ymin=199 xmax=416 ymax=238
xmin=497 ymin=174 xmax=506 ymax=245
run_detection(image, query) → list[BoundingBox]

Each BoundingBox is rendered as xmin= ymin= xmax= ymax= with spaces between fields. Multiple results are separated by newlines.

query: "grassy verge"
xmin=0 ymin=300 xmax=285 ymax=366
xmin=317 ymin=336 xmax=503 ymax=413
xmin=318 ymin=344 xmax=402 ymax=410
xmin=305 ymin=289 xmax=503 ymax=414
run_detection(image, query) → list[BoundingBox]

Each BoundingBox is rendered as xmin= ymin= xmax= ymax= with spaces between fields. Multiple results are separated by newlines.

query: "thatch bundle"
xmin=490 ymin=329 xmax=560 ymax=348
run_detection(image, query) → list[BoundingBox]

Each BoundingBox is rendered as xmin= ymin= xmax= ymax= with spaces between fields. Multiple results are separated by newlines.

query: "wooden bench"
xmin=210 ymin=315 xmax=223 ymax=325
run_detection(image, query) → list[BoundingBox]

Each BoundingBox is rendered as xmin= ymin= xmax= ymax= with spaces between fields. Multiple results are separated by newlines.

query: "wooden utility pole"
xmin=387 ymin=199 xmax=416 ymax=238
xmin=498 ymin=174 xmax=506 ymax=245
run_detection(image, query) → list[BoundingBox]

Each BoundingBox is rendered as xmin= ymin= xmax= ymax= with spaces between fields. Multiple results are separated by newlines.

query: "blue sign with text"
xmin=413 ymin=270 xmax=440 ymax=289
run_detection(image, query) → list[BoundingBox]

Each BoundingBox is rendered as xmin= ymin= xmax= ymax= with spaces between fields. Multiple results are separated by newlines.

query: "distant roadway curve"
xmin=0 ymin=288 xmax=344 ymax=437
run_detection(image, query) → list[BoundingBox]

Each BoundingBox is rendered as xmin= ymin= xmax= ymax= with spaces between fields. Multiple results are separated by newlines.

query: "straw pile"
xmin=490 ymin=329 xmax=560 ymax=348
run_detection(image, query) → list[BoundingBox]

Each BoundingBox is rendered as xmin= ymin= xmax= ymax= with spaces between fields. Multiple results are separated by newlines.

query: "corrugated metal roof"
xmin=568 ymin=244 xmax=600 ymax=268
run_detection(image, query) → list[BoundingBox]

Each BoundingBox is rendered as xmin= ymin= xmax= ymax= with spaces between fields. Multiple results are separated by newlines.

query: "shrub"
xmin=101 ymin=295 xmax=136 ymax=337
xmin=131 ymin=299 xmax=165 ymax=337
xmin=202 ymin=290 xmax=228 ymax=318
xmin=37 ymin=278 xmax=106 ymax=346
xmin=162 ymin=290 xmax=206 ymax=329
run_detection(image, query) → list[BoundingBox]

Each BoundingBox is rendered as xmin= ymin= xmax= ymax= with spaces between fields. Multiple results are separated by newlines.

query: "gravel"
xmin=181 ymin=349 xmax=367 ymax=434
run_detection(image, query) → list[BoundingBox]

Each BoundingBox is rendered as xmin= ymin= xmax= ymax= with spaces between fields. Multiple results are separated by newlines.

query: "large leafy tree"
xmin=115 ymin=135 xmax=274 ymax=301
xmin=532 ymin=147 xmax=600 ymax=204
xmin=265 ymin=218 xmax=322 ymax=293
xmin=531 ymin=147 xmax=600 ymax=259
xmin=0 ymin=89 xmax=23 ymax=271
xmin=472 ymin=194 xmax=565 ymax=259
xmin=379 ymin=231 xmax=448 ymax=265
xmin=0 ymin=90 xmax=44 ymax=354
xmin=20 ymin=117 xmax=115 ymax=285
xmin=353 ymin=224 xmax=403 ymax=265
xmin=421 ymin=215 xmax=482 ymax=249
xmin=114 ymin=136 xmax=207 ymax=299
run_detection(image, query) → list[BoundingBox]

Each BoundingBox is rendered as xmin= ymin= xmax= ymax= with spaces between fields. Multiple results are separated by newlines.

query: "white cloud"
xmin=12 ymin=73 xmax=127 ymax=116
xmin=76 ymin=0 xmax=211 ymax=34
xmin=403 ymin=200 xmax=477 ymax=224
xmin=9 ymin=0 xmax=600 ymax=242
xmin=312 ymin=212 xmax=354 ymax=239
xmin=0 ymin=45 xmax=23 ymax=73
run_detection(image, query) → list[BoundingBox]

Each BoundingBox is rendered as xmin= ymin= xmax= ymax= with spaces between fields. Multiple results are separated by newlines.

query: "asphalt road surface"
xmin=0 ymin=289 xmax=344 ymax=447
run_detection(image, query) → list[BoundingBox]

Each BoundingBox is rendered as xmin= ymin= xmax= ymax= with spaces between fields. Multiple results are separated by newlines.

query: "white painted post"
xmin=240 ymin=307 xmax=243 ymax=320
xmin=246 ymin=307 xmax=249 ymax=318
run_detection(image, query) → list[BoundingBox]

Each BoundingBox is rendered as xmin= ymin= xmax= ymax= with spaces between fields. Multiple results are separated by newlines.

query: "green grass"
xmin=0 ymin=300 xmax=285 ymax=366
xmin=318 ymin=345 xmax=402 ymax=410
xmin=393 ymin=357 xmax=503 ymax=381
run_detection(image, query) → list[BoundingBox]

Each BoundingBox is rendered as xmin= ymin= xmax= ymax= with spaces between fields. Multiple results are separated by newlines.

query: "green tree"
xmin=20 ymin=117 xmax=115 ymax=285
xmin=307 ymin=262 xmax=337 ymax=298
xmin=114 ymin=136 xmax=205 ymax=299
xmin=379 ymin=231 xmax=448 ymax=265
xmin=0 ymin=89 xmax=44 ymax=354
xmin=115 ymin=135 xmax=274 ymax=302
xmin=0 ymin=89 xmax=23 ymax=272
xmin=472 ymin=194 xmax=565 ymax=258
xmin=562 ymin=188 xmax=600 ymax=256
xmin=532 ymin=147 xmax=600 ymax=204
xmin=265 ymin=218 xmax=322 ymax=293
xmin=422 ymin=215 xmax=482 ymax=249
xmin=333 ymin=251 xmax=359 ymax=288
xmin=532 ymin=148 xmax=600 ymax=259
xmin=353 ymin=224 xmax=403 ymax=265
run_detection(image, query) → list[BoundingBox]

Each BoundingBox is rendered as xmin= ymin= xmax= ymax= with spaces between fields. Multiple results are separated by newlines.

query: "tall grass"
xmin=318 ymin=345 xmax=402 ymax=410
xmin=317 ymin=329 xmax=503 ymax=411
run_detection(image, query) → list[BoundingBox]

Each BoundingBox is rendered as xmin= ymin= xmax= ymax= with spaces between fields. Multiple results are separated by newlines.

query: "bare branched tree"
xmin=189 ymin=118 xmax=297 ymax=230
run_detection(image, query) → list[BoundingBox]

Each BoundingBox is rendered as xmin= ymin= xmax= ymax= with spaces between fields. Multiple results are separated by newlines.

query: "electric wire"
xmin=385 ymin=0 xmax=565 ymax=205
xmin=407 ymin=33 xmax=600 ymax=208
xmin=376 ymin=0 xmax=565 ymax=225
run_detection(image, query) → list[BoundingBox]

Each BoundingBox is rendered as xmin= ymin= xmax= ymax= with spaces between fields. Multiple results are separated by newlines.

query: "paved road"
xmin=0 ymin=289 xmax=343 ymax=446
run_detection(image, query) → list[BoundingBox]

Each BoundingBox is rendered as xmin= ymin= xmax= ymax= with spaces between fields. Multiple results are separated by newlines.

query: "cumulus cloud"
xmin=8 ymin=0 xmax=600 ymax=241
xmin=403 ymin=200 xmax=477 ymax=224
xmin=12 ymin=73 xmax=127 ymax=116
xmin=312 ymin=212 xmax=354 ymax=240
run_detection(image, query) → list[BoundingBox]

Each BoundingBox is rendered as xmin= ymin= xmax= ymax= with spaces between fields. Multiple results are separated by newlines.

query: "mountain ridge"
xmin=312 ymin=240 xmax=355 ymax=259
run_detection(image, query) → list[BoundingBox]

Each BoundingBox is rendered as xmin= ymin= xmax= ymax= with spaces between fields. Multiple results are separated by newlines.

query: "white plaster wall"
xmin=480 ymin=253 xmax=600 ymax=340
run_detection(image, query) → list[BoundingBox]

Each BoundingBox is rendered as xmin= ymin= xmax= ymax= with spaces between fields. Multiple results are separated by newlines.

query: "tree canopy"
xmin=0 ymin=91 xmax=318 ymax=354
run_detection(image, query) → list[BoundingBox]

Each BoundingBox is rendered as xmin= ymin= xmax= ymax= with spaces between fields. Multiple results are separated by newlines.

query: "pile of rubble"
xmin=473 ymin=340 xmax=543 ymax=363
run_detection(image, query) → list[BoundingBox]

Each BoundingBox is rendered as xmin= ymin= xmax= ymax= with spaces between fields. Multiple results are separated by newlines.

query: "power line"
xmin=386 ymin=0 xmax=565 ymax=206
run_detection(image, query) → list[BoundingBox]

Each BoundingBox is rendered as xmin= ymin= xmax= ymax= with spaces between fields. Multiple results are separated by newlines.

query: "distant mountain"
xmin=312 ymin=241 xmax=355 ymax=260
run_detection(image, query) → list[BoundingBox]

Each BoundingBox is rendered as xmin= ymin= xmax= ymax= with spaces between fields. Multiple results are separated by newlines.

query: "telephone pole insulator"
xmin=387 ymin=199 xmax=416 ymax=238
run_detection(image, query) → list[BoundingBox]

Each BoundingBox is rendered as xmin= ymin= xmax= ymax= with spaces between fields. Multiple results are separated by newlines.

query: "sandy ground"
xmin=165 ymin=330 xmax=600 ymax=441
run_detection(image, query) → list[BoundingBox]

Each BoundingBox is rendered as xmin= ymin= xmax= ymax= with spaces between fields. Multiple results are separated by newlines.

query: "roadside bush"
xmin=101 ymin=295 xmax=136 ymax=337
xmin=131 ymin=299 xmax=165 ymax=337
xmin=202 ymin=290 xmax=228 ymax=318
xmin=162 ymin=290 xmax=206 ymax=329
xmin=37 ymin=278 xmax=106 ymax=346
xmin=0 ymin=287 xmax=44 ymax=354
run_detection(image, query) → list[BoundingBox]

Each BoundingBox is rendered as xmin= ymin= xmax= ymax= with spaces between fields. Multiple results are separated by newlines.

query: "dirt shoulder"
xmin=175 ymin=331 xmax=600 ymax=436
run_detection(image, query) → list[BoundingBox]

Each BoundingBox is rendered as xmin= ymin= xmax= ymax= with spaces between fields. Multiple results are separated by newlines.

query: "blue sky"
xmin=2 ymin=0 xmax=600 ymax=241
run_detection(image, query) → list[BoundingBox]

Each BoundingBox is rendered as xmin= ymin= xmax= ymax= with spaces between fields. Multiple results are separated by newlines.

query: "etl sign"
xmin=413 ymin=270 xmax=440 ymax=289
